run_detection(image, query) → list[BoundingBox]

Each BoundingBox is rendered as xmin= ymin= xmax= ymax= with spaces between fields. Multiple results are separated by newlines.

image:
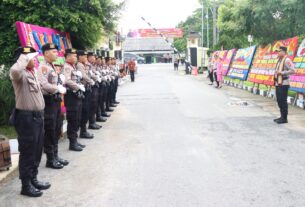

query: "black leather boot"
xmin=46 ymin=153 xmax=64 ymax=169
xmin=69 ymin=139 xmax=83 ymax=151
xmin=54 ymin=150 xmax=69 ymax=166
xmin=21 ymin=179 xmax=43 ymax=197
xmin=101 ymin=112 xmax=111 ymax=117
xmin=276 ymin=112 xmax=288 ymax=124
xmin=76 ymin=141 xmax=86 ymax=148
xmin=276 ymin=113 xmax=288 ymax=124
xmin=96 ymin=116 xmax=107 ymax=122
xmin=88 ymin=123 xmax=102 ymax=130
xmin=276 ymin=118 xmax=288 ymax=124
xmin=106 ymin=108 xmax=114 ymax=112
xmin=80 ymin=130 xmax=94 ymax=139
xmin=31 ymin=177 xmax=51 ymax=190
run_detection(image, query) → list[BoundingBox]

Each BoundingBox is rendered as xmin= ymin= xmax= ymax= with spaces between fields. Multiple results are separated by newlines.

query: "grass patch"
xmin=0 ymin=125 xmax=17 ymax=139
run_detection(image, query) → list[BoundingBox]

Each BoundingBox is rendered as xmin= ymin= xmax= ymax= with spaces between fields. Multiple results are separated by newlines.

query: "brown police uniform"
xmin=274 ymin=54 xmax=295 ymax=123
xmin=64 ymin=59 xmax=85 ymax=151
xmin=76 ymin=61 xmax=97 ymax=136
xmin=86 ymin=61 xmax=101 ymax=129
xmin=37 ymin=58 xmax=66 ymax=169
xmin=10 ymin=48 xmax=49 ymax=197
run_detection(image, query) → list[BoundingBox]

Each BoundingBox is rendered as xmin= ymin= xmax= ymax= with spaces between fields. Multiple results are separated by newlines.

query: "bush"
xmin=0 ymin=67 xmax=15 ymax=125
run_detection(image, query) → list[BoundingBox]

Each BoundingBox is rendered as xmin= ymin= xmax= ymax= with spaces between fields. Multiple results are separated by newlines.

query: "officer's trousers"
xmin=89 ymin=86 xmax=99 ymax=125
xmin=97 ymin=83 xmax=106 ymax=117
xmin=130 ymin=71 xmax=135 ymax=82
xmin=64 ymin=92 xmax=82 ymax=140
xmin=43 ymin=95 xmax=61 ymax=157
xmin=113 ymin=77 xmax=119 ymax=102
xmin=14 ymin=110 xmax=44 ymax=180
xmin=80 ymin=90 xmax=91 ymax=131
xmin=106 ymin=82 xmax=113 ymax=109
xmin=276 ymin=85 xmax=289 ymax=119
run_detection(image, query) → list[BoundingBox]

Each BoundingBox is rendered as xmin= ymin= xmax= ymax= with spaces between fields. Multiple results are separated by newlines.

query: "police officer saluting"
xmin=274 ymin=46 xmax=295 ymax=124
xmin=37 ymin=43 xmax=68 ymax=169
xmin=10 ymin=46 xmax=50 ymax=197
xmin=64 ymin=49 xmax=86 ymax=151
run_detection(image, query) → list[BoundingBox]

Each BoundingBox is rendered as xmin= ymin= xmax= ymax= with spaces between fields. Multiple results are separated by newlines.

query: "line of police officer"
xmin=10 ymin=43 xmax=120 ymax=197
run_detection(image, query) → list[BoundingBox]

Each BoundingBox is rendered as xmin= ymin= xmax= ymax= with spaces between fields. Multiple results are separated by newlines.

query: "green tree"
xmin=217 ymin=0 xmax=305 ymax=47
xmin=0 ymin=0 xmax=123 ymax=125
xmin=175 ymin=0 xmax=305 ymax=52
xmin=173 ymin=0 xmax=216 ymax=53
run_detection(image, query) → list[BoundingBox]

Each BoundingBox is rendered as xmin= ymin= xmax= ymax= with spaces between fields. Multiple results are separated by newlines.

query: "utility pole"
xmin=206 ymin=7 xmax=209 ymax=48
xmin=201 ymin=0 xmax=204 ymax=47
xmin=212 ymin=0 xmax=217 ymax=46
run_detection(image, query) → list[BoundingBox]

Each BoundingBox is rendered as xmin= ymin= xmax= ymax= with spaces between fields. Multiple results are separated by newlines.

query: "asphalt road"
xmin=1 ymin=63 xmax=305 ymax=207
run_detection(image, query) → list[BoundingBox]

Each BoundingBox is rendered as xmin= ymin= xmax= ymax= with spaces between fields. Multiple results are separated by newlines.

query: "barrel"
xmin=0 ymin=135 xmax=12 ymax=171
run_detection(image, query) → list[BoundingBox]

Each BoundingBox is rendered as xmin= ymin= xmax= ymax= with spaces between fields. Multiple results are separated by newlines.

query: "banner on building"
xmin=16 ymin=21 xmax=72 ymax=65
xmin=227 ymin=46 xmax=256 ymax=80
xmin=247 ymin=37 xmax=298 ymax=85
xmin=136 ymin=28 xmax=183 ymax=38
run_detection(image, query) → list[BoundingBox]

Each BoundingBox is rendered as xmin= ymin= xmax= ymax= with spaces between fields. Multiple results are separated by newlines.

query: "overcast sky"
xmin=115 ymin=0 xmax=201 ymax=34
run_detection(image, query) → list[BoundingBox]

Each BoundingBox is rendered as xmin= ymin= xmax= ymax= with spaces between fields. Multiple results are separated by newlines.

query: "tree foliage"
xmin=0 ymin=0 xmax=123 ymax=125
xmin=174 ymin=0 xmax=305 ymax=52
xmin=174 ymin=5 xmax=214 ymax=53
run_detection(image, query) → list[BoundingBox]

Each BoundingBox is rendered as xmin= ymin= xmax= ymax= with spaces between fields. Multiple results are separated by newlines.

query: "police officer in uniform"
xmin=100 ymin=57 xmax=112 ymax=118
xmin=64 ymin=49 xmax=86 ymax=151
xmin=37 ymin=43 xmax=68 ymax=169
xmin=274 ymin=46 xmax=295 ymax=124
xmin=111 ymin=58 xmax=120 ymax=105
xmin=10 ymin=46 xmax=50 ymax=197
xmin=87 ymin=52 xmax=102 ymax=129
xmin=76 ymin=51 xmax=96 ymax=138
xmin=96 ymin=56 xmax=108 ymax=122
xmin=105 ymin=57 xmax=115 ymax=112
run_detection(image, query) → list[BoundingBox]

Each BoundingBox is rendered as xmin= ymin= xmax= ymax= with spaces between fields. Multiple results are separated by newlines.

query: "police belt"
xmin=16 ymin=109 xmax=44 ymax=117
xmin=43 ymin=94 xmax=61 ymax=102
xmin=274 ymin=76 xmax=288 ymax=82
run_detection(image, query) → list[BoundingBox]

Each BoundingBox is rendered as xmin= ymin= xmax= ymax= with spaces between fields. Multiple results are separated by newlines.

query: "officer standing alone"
xmin=10 ymin=46 xmax=50 ymax=197
xmin=128 ymin=58 xmax=136 ymax=82
xmin=274 ymin=46 xmax=295 ymax=124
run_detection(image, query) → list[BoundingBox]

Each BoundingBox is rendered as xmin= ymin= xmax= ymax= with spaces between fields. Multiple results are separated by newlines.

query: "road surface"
xmin=1 ymin=63 xmax=305 ymax=207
